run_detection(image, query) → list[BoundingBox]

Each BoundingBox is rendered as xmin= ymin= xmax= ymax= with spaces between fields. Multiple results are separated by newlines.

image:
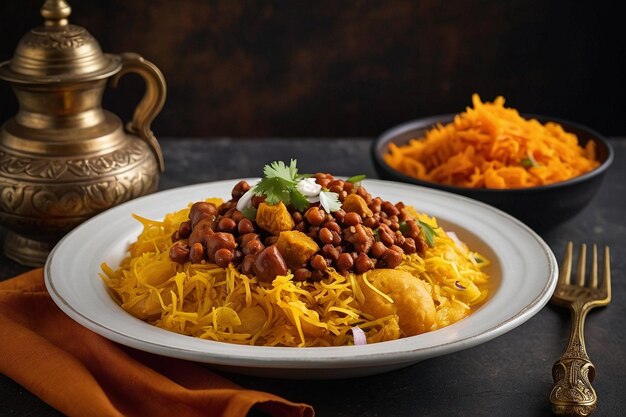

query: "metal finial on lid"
xmin=0 ymin=0 xmax=121 ymax=83
xmin=41 ymin=0 xmax=72 ymax=27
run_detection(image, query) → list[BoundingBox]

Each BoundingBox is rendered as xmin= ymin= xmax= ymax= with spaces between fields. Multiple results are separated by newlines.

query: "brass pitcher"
xmin=0 ymin=0 xmax=166 ymax=266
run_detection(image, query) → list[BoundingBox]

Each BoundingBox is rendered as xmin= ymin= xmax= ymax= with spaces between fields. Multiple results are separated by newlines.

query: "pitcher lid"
xmin=0 ymin=0 xmax=121 ymax=84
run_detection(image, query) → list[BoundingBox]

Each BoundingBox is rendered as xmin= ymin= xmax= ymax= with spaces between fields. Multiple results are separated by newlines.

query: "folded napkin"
xmin=0 ymin=269 xmax=314 ymax=417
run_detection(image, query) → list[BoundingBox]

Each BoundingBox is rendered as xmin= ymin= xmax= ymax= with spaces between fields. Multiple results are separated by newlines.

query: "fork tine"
xmin=601 ymin=246 xmax=611 ymax=297
xmin=590 ymin=244 xmax=598 ymax=288
xmin=558 ymin=241 xmax=573 ymax=286
xmin=576 ymin=243 xmax=587 ymax=286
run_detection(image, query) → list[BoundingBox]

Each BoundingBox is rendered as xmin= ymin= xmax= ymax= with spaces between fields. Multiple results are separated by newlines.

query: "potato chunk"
xmin=276 ymin=230 xmax=320 ymax=270
xmin=342 ymin=194 xmax=373 ymax=217
xmin=255 ymin=202 xmax=295 ymax=235
xmin=357 ymin=269 xmax=436 ymax=336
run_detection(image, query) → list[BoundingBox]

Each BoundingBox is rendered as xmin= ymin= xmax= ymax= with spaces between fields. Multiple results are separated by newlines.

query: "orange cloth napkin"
xmin=0 ymin=268 xmax=314 ymax=417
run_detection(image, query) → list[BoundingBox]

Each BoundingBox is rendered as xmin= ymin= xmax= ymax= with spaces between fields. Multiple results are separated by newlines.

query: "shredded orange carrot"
xmin=384 ymin=94 xmax=600 ymax=189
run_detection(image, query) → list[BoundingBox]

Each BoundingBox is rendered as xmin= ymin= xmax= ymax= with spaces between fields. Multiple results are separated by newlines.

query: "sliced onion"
xmin=446 ymin=231 xmax=463 ymax=249
xmin=236 ymin=187 xmax=256 ymax=212
xmin=351 ymin=326 xmax=367 ymax=346
xmin=454 ymin=280 xmax=466 ymax=290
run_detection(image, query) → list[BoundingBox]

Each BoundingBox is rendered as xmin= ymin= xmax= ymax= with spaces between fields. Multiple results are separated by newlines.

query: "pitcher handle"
xmin=111 ymin=52 xmax=167 ymax=172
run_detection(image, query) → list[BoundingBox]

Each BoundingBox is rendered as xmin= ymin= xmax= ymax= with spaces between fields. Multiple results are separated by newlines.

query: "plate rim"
xmin=44 ymin=178 xmax=558 ymax=371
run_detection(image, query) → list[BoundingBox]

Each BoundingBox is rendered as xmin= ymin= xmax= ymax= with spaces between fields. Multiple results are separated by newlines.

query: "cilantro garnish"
xmin=521 ymin=154 xmax=539 ymax=168
xmin=346 ymin=174 xmax=366 ymax=184
xmin=253 ymin=159 xmax=310 ymax=211
xmin=418 ymin=220 xmax=438 ymax=247
xmin=319 ymin=190 xmax=342 ymax=213
xmin=241 ymin=207 xmax=257 ymax=220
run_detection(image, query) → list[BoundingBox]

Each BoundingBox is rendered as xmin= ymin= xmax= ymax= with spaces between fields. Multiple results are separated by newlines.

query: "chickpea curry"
xmin=103 ymin=160 xmax=490 ymax=347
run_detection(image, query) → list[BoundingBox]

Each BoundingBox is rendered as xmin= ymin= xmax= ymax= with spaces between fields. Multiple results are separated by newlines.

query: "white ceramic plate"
xmin=45 ymin=179 xmax=558 ymax=379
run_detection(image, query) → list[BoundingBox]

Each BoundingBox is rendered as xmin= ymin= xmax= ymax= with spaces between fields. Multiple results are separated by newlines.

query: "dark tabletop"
xmin=1 ymin=137 xmax=625 ymax=417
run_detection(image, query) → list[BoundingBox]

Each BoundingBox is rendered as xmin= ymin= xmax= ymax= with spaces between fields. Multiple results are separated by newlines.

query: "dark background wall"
xmin=0 ymin=0 xmax=623 ymax=138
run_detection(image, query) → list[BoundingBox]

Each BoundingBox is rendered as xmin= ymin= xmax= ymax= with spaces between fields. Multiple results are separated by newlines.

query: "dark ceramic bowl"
xmin=372 ymin=114 xmax=614 ymax=230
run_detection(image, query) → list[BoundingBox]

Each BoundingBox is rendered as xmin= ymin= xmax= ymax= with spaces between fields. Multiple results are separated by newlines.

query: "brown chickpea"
xmin=331 ymin=230 xmax=342 ymax=245
xmin=333 ymin=209 xmax=346 ymax=224
xmin=355 ymin=253 xmax=374 ymax=273
xmin=344 ymin=212 xmax=362 ymax=227
xmin=381 ymin=201 xmax=400 ymax=216
xmin=233 ymin=249 xmax=243 ymax=264
xmin=322 ymin=221 xmax=341 ymax=233
xmin=293 ymin=268 xmax=312 ymax=282
xmin=241 ymin=254 xmax=256 ymax=275
xmin=214 ymin=248 xmax=234 ymax=268
xmin=310 ymin=254 xmax=328 ymax=271
xmin=189 ymin=202 xmax=218 ymax=226
xmin=381 ymin=248 xmax=403 ymax=268
xmin=218 ymin=217 xmax=237 ymax=232
xmin=169 ymin=241 xmax=190 ymax=263
xmin=368 ymin=197 xmax=382 ymax=214
xmin=322 ymin=244 xmax=340 ymax=261
xmin=310 ymin=269 xmax=325 ymax=281
xmin=243 ymin=238 xmax=265 ymax=256
xmin=389 ymin=244 xmax=404 ymax=255
xmin=237 ymin=218 xmax=255 ymax=235
xmin=356 ymin=186 xmax=372 ymax=204
xmin=251 ymin=195 xmax=266 ymax=208
xmin=377 ymin=224 xmax=395 ymax=246
xmin=305 ymin=207 xmax=325 ymax=226
xmin=231 ymin=180 xmax=251 ymax=200
xmin=178 ymin=220 xmax=192 ymax=239
xmin=370 ymin=241 xmax=387 ymax=258
xmin=401 ymin=237 xmax=417 ymax=254
xmin=398 ymin=207 xmax=412 ymax=222
xmin=291 ymin=211 xmax=303 ymax=224
xmin=230 ymin=210 xmax=244 ymax=223
xmin=317 ymin=178 xmax=331 ymax=188
xmin=319 ymin=227 xmax=334 ymax=245
xmin=217 ymin=200 xmax=236 ymax=216
xmin=188 ymin=218 xmax=215 ymax=246
xmin=363 ymin=217 xmax=379 ymax=229
xmin=205 ymin=232 xmax=237 ymax=261
xmin=189 ymin=242 xmax=205 ymax=263
xmin=240 ymin=233 xmax=259 ymax=246
xmin=336 ymin=252 xmax=354 ymax=271
xmin=404 ymin=220 xmax=421 ymax=241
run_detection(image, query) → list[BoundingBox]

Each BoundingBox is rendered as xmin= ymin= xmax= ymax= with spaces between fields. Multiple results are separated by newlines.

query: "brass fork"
xmin=549 ymin=242 xmax=611 ymax=417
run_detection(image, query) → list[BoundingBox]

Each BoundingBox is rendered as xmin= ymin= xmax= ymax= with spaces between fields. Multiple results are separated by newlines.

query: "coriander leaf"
xmin=253 ymin=176 xmax=293 ymax=205
xmin=290 ymin=188 xmax=310 ymax=211
xmin=398 ymin=221 xmax=409 ymax=234
xmin=418 ymin=220 xmax=439 ymax=247
xmin=241 ymin=207 xmax=257 ymax=220
xmin=521 ymin=154 xmax=539 ymax=168
xmin=287 ymin=158 xmax=299 ymax=180
xmin=346 ymin=174 xmax=366 ymax=183
xmin=263 ymin=160 xmax=298 ymax=183
xmin=319 ymin=191 xmax=342 ymax=213
xmin=372 ymin=227 xmax=380 ymax=242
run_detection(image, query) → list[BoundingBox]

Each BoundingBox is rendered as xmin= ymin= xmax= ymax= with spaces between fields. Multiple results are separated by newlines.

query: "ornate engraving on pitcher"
xmin=0 ymin=143 xmax=158 ymax=228
xmin=25 ymin=25 xmax=93 ymax=50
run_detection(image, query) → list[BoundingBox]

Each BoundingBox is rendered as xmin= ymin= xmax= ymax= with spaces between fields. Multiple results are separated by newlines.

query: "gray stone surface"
xmin=1 ymin=137 xmax=624 ymax=417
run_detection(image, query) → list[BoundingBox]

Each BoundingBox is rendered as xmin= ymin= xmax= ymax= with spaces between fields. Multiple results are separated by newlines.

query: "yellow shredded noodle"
xmin=384 ymin=94 xmax=600 ymax=189
xmin=102 ymin=202 xmax=490 ymax=347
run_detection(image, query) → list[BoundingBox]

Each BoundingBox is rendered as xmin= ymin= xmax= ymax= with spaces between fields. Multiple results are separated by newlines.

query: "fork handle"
xmin=550 ymin=302 xmax=597 ymax=416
